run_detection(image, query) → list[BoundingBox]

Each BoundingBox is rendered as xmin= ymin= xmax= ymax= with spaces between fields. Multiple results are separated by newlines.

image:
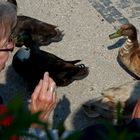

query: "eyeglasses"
xmin=0 ymin=33 xmax=14 ymax=52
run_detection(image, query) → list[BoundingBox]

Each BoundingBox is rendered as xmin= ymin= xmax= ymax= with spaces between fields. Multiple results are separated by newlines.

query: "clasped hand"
xmin=29 ymin=72 xmax=57 ymax=122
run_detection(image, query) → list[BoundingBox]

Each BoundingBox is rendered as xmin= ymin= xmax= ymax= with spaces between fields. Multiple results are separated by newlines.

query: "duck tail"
xmin=50 ymin=28 xmax=65 ymax=42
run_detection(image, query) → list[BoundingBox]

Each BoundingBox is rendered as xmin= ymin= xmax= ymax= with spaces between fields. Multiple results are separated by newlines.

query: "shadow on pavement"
xmin=0 ymin=64 xmax=28 ymax=104
xmin=52 ymin=95 xmax=71 ymax=129
xmin=72 ymin=106 xmax=99 ymax=130
xmin=107 ymin=38 xmax=126 ymax=50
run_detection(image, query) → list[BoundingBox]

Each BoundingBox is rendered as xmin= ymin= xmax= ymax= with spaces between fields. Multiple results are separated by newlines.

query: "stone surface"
xmin=0 ymin=0 xmax=140 ymax=130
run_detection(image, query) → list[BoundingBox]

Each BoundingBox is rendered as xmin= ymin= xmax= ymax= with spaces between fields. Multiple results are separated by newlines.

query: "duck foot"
xmin=71 ymin=64 xmax=89 ymax=80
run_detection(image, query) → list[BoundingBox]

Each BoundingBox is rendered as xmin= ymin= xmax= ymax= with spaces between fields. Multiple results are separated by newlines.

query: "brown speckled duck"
xmin=109 ymin=23 xmax=140 ymax=79
xmin=82 ymin=80 xmax=140 ymax=123
xmin=8 ymin=0 xmax=64 ymax=47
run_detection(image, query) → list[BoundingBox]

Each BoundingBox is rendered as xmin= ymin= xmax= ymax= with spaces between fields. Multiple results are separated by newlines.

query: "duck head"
xmin=109 ymin=24 xmax=137 ymax=42
xmin=14 ymin=31 xmax=34 ymax=47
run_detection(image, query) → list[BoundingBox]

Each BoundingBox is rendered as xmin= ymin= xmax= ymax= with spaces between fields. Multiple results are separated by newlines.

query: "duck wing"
xmin=12 ymin=15 xmax=64 ymax=47
xmin=30 ymin=49 xmax=89 ymax=86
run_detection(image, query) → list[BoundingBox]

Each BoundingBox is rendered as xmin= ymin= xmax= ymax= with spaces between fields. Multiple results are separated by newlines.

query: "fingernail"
xmin=44 ymin=72 xmax=49 ymax=79
xmin=44 ymin=72 xmax=49 ymax=76
xmin=27 ymin=99 xmax=32 ymax=103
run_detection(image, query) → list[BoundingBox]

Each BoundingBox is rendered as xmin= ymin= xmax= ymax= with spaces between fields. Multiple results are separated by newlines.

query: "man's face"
xmin=0 ymin=34 xmax=15 ymax=71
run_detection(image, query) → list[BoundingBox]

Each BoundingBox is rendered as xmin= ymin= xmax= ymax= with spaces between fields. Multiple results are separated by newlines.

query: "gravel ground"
xmin=0 ymin=0 xmax=140 ymax=130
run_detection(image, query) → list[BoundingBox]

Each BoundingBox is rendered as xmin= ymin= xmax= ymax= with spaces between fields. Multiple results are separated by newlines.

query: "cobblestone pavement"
xmin=0 ymin=0 xmax=140 ymax=130
xmin=89 ymin=0 xmax=140 ymax=31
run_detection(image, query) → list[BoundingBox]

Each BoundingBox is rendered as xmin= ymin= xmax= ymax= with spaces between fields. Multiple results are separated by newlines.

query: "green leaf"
xmin=57 ymin=121 xmax=66 ymax=137
xmin=7 ymin=94 xmax=23 ymax=113
xmin=116 ymin=101 xmax=124 ymax=125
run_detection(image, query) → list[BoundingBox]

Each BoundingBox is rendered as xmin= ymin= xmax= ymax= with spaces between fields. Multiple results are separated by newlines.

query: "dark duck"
xmin=109 ymin=23 xmax=140 ymax=79
xmin=8 ymin=0 xmax=64 ymax=47
xmin=13 ymin=16 xmax=64 ymax=47
xmin=12 ymin=32 xmax=89 ymax=90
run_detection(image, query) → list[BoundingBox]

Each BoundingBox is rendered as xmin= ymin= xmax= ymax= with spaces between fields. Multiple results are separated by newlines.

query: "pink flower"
xmin=0 ymin=104 xmax=13 ymax=126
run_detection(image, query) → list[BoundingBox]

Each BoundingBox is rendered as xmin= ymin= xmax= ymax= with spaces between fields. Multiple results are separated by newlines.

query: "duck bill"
xmin=109 ymin=30 xmax=122 ymax=39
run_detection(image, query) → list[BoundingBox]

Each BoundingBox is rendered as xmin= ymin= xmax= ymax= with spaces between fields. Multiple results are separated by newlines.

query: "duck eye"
xmin=123 ymin=29 xmax=129 ymax=35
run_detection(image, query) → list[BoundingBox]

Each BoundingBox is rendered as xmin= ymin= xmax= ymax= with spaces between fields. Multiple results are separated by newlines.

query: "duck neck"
xmin=25 ymin=39 xmax=39 ymax=50
xmin=122 ymin=38 xmax=139 ymax=54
